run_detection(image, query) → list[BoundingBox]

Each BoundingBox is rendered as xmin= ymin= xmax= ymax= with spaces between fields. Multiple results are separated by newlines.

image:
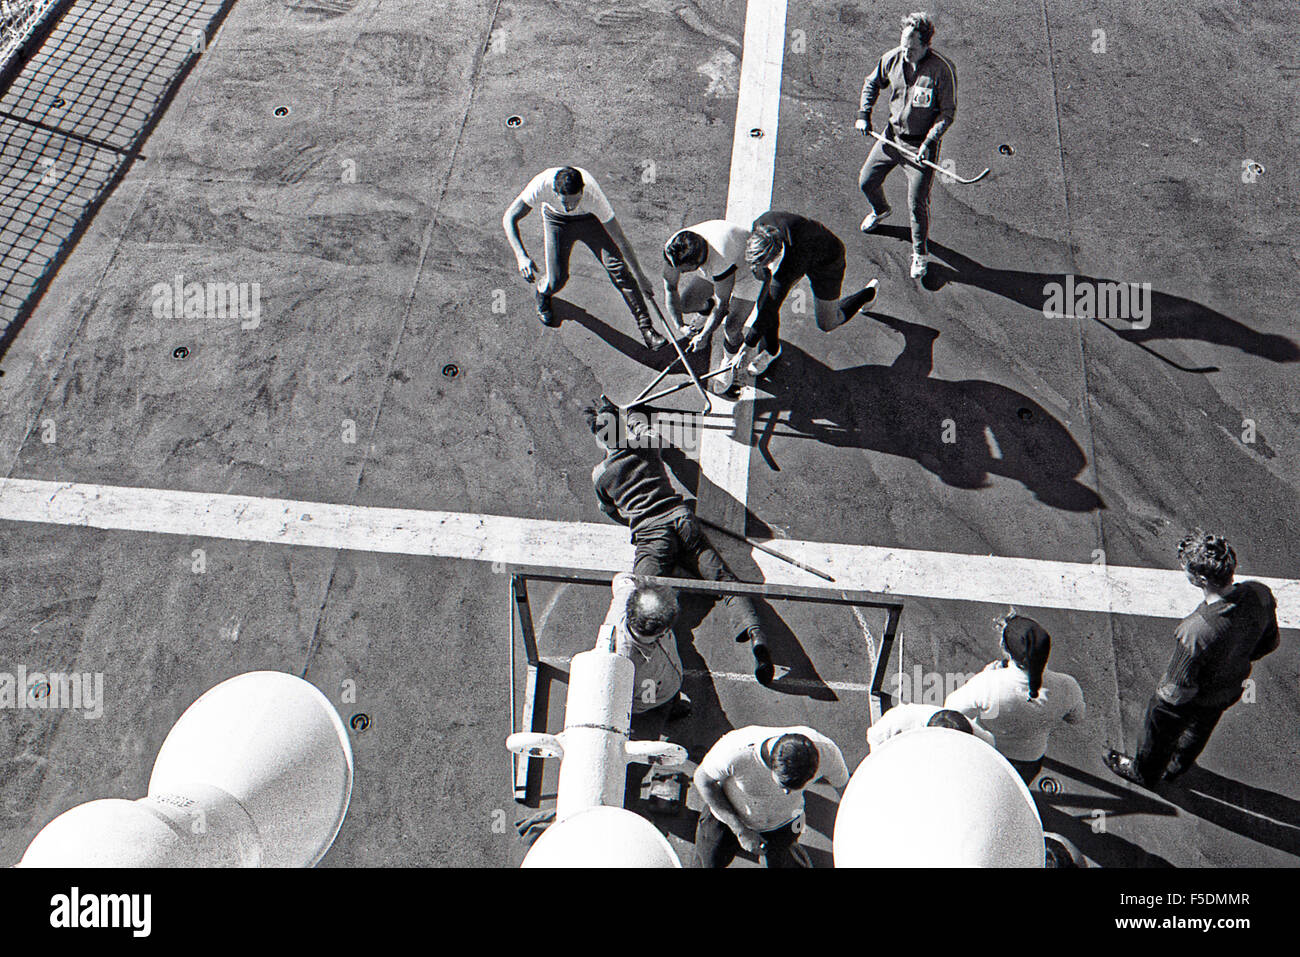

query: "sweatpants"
xmin=858 ymin=129 xmax=937 ymax=258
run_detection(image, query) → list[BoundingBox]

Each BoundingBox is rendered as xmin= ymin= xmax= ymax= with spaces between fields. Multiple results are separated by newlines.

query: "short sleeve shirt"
xmin=943 ymin=665 xmax=1085 ymax=762
xmin=667 ymin=220 xmax=749 ymax=283
xmin=518 ymin=166 xmax=615 ymax=222
xmin=698 ymin=725 xmax=850 ymax=831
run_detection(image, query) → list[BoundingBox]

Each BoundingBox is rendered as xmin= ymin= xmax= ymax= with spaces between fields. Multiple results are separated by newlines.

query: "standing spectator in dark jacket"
xmin=584 ymin=399 xmax=775 ymax=683
xmin=856 ymin=11 xmax=957 ymax=280
xmin=1106 ymin=531 xmax=1281 ymax=788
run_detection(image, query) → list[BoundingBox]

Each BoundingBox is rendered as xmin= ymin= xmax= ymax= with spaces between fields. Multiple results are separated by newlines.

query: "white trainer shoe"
xmin=746 ymin=344 xmax=781 ymax=377
xmin=910 ymin=253 xmax=928 ymax=279
xmin=860 ymin=206 xmax=892 ymax=232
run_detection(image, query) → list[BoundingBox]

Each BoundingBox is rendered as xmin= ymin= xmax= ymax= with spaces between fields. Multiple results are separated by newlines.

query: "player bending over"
xmin=693 ymin=726 xmax=849 ymax=868
xmin=503 ymin=165 xmax=665 ymax=350
xmin=734 ymin=211 xmax=880 ymax=378
xmin=584 ymin=399 xmax=774 ymax=683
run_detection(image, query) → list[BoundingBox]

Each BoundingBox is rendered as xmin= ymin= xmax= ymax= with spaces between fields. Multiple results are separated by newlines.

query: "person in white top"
xmin=943 ymin=611 xmax=1085 ymax=784
xmin=661 ymin=221 xmax=757 ymax=394
xmin=867 ymin=703 xmax=995 ymax=750
xmin=503 ymin=166 xmax=665 ymax=350
xmin=598 ymin=574 xmax=691 ymax=804
xmin=693 ymin=725 xmax=849 ymax=868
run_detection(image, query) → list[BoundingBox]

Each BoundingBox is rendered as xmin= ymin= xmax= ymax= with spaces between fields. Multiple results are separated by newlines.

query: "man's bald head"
xmin=626 ymin=583 xmax=679 ymax=640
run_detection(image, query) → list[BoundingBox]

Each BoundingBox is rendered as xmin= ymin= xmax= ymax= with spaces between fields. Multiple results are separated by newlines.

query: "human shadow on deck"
xmin=1161 ymin=765 xmax=1300 ymax=857
xmin=899 ymin=235 xmax=1300 ymax=368
xmin=753 ymin=314 xmax=1104 ymax=512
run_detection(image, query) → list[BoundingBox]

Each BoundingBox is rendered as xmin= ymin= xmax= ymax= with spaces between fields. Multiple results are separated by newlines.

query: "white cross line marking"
xmin=695 ymin=0 xmax=788 ymax=534
xmin=3 ymin=478 xmax=1297 ymax=628
xmin=541 ymin=656 xmax=869 ymax=694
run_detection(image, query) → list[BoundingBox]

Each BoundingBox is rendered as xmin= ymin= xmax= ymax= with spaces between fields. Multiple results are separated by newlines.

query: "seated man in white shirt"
xmin=867 ymin=704 xmax=994 ymax=751
xmin=943 ymin=611 xmax=1086 ymax=784
xmin=692 ymin=725 xmax=849 ymax=868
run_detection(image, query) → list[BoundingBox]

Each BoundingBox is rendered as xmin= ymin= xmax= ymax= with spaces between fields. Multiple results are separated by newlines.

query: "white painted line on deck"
xmin=3 ymin=478 xmax=1297 ymax=628
xmin=695 ymin=0 xmax=788 ymax=533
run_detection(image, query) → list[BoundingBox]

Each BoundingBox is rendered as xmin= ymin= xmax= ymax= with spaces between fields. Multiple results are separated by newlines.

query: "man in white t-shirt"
xmin=661 ymin=220 xmax=759 ymax=395
xmin=943 ymin=613 xmax=1086 ymax=783
xmin=503 ymin=165 xmax=665 ymax=350
xmin=692 ymin=725 xmax=849 ymax=868
xmin=866 ymin=703 xmax=995 ymax=750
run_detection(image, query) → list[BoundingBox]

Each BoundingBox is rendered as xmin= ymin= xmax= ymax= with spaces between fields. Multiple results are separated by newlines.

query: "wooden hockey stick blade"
xmin=867 ymin=129 xmax=988 ymax=185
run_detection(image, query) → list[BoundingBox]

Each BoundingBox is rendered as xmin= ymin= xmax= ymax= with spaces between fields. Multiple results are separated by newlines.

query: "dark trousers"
xmin=1133 ymin=695 xmax=1230 ymax=785
xmin=1008 ymin=755 xmax=1044 ymax=786
xmin=539 ymin=208 xmax=649 ymax=326
xmin=858 ymin=131 xmax=936 ymax=257
xmin=693 ymin=807 xmax=803 ymax=868
xmin=632 ymin=512 xmax=761 ymax=640
xmin=624 ymin=693 xmax=678 ymax=802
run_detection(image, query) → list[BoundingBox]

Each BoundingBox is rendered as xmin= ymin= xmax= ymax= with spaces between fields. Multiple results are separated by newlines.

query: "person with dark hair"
xmin=856 ymin=11 xmax=958 ymax=280
xmin=944 ymin=610 xmax=1085 ymax=784
xmin=1105 ymin=531 xmax=1280 ymax=788
xmin=597 ymin=573 xmax=692 ymax=805
xmin=661 ymin=220 xmax=754 ymax=395
xmin=733 ymin=211 xmax=880 ymax=379
xmin=693 ymin=726 xmax=849 ymax=868
xmin=584 ymin=400 xmax=775 ymax=683
xmin=503 ymin=165 xmax=665 ymax=349
xmin=867 ymin=702 xmax=994 ymax=750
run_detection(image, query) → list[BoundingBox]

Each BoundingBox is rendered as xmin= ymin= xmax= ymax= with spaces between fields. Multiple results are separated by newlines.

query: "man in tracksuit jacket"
xmin=856 ymin=11 xmax=958 ymax=280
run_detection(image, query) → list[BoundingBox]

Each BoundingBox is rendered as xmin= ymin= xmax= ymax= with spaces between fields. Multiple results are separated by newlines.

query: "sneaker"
xmin=639 ymin=323 xmax=667 ymax=351
xmin=746 ymin=343 xmax=781 ymax=377
xmin=860 ymin=278 xmax=879 ymax=312
xmin=910 ymin=253 xmax=928 ymax=279
xmin=860 ymin=206 xmax=892 ymax=232
xmin=1103 ymin=749 xmax=1149 ymax=788
xmin=536 ymin=291 xmax=557 ymax=326
xmin=710 ymin=345 xmax=743 ymax=394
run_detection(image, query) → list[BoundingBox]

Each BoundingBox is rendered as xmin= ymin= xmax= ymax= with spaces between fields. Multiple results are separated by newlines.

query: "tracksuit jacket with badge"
xmin=858 ymin=46 xmax=958 ymax=143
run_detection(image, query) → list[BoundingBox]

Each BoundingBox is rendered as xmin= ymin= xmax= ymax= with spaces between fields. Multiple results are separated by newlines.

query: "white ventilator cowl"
xmin=522 ymin=806 xmax=681 ymax=868
xmin=20 ymin=671 xmax=353 ymax=868
xmin=833 ymin=727 xmax=1045 ymax=867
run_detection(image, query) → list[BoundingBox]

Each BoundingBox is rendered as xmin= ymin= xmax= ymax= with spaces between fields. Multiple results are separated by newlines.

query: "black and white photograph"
xmin=0 ymin=0 xmax=1294 ymax=935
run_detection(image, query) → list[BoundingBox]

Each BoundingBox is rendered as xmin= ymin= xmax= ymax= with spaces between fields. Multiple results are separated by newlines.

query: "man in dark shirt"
xmin=733 ymin=211 xmax=879 ymax=379
xmin=856 ymin=12 xmax=957 ymax=280
xmin=1106 ymin=531 xmax=1281 ymax=788
xmin=584 ymin=399 xmax=774 ymax=683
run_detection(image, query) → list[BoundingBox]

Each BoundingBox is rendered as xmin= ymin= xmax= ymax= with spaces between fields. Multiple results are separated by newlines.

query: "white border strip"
xmin=3 ymin=478 xmax=1296 ymax=628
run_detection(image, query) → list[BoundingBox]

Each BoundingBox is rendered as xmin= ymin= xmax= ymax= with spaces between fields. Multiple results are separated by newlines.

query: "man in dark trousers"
xmin=732 ymin=211 xmax=879 ymax=380
xmin=1106 ymin=531 xmax=1281 ymax=788
xmin=504 ymin=165 xmax=666 ymax=350
xmin=584 ymin=399 xmax=774 ymax=683
xmin=856 ymin=11 xmax=957 ymax=280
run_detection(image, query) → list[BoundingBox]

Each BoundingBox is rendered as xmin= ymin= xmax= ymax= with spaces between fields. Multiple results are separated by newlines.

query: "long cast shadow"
xmin=916 ymin=239 xmax=1299 ymax=367
xmin=1160 ymin=765 xmax=1300 ymax=858
xmin=754 ymin=313 xmax=1104 ymax=511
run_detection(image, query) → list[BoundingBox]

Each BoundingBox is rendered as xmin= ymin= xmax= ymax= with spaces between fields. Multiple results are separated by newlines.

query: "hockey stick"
xmin=696 ymin=516 xmax=837 ymax=583
xmin=1091 ymin=316 xmax=1218 ymax=374
xmin=866 ymin=129 xmax=989 ymax=184
xmin=647 ymin=296 xmax=713 ymax=414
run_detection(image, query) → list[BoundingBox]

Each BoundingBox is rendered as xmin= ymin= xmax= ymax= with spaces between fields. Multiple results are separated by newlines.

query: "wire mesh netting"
xmin=0 ymin=0 xmax=232 ymax=351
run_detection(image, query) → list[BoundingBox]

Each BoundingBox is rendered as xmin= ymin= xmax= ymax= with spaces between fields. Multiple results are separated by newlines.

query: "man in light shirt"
xmin=692 ymin=725 xmax=849 ymax=868
xmin=867 ymin=704 xmax=994 ymax=750
xmin=503 ymin=165 xmax=665 ymax=350
xmin=944 ymin=612 xmax=1085 ymax=784
xmin=597 ymin=573 xmax=692 ymax=803
xmin=661 ymin=220 xmax=756 ymax=395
